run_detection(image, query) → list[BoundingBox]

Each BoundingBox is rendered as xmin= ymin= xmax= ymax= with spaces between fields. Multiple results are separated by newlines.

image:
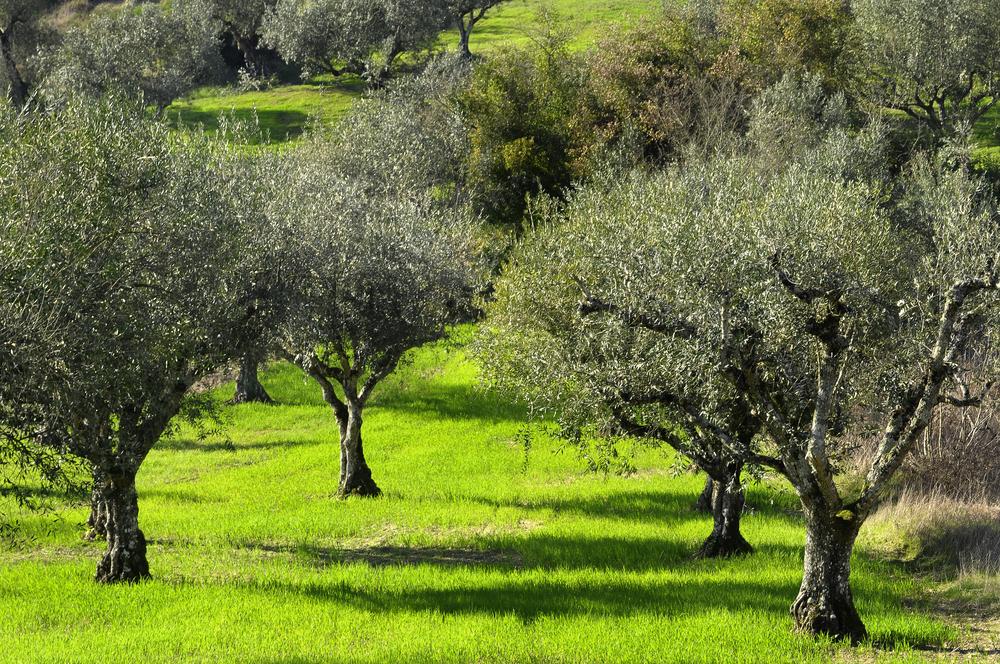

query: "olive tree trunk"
xmin=0 ymin=30 xmax=27 ymax=108
xmin=336 ymin=400 xmax=381 ymax=498
xmin=84 ymin=467 xmax=109 ymax=541
xmin=696 ymin=475 xmax=715 ymax=513
xmin=791 ymin=505 xmax=866 ymax=644
xmin=232 ymin=353 xmax=274 ymax=404
xmin=458 ymin=23 xmax=473 ymax=59
xmin=95 ymin=468 xmax=150 ymax=584
xmin=697 ymin=464 xmax=752 ymax=558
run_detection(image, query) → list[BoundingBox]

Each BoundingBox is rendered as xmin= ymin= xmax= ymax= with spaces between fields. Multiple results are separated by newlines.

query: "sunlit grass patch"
xmin=0 ymin=337 xmax=961 ymax=662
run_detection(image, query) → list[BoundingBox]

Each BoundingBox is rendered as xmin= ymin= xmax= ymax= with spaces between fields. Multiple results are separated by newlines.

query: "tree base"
xmin=696 ymin=532 xmax=753 ymax=559
xmin=95 ymin=529 xmax=151 ymax=584
xmin=230 ymin=355 xmax=275 ymax=405
xmin=229 ymin=391 xmax=275 ymax=406
xmin=792 ymin=588 xmax=868 ymax=644
xmin=338 ymin=476 xmax=382 ymax=499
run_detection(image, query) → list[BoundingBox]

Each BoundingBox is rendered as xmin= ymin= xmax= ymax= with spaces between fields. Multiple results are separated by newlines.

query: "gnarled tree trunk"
xmin=791 ymin=505 xmax=866 ymax=644
xmin=696 ymin=475 xmax=715 ymax=513
xmin=337 ymin=401 xmax=381 ymax=498
xmin=0 ymin=29 xmax=27 ymax=109
xmin=84 ymin=466 xmax=109 ymax=541
xmin=458 ymin=23 xmax=473 ymax=59
xmin=232 ymin=353 xmax=274 ymax=404
xmin=95 ymin=468 xmax=150 ymax=584
xmin=697 ymin=463 xmax=752 ymax=558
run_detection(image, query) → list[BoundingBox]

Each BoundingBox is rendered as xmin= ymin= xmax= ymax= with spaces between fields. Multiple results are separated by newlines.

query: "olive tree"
xmin=271 ymin=67 xmax=479 ymax=497
xmin=0 ymin=0 xmax=56 ymax=107
xmin=477 ymin=173 xmax=769 ymax=558
xmin=40 ymin=0 xmax=224 ymax=111
xmin=854 ymin=0 xmax=1000 ymax=139
xmin=273 ymin=178 xmax=480 ymax=497
xmin=446 ymin=0 xmax=508 ymax=59
xmin=262 ymin=0 xmax=447 ymax=83
xmin=527 ymin=142 xmax=998 ymax=641
xmin=0 ymin=100 xmax=270 ymax=582
xmin=203 ymin=0 xmax=277 ymax=74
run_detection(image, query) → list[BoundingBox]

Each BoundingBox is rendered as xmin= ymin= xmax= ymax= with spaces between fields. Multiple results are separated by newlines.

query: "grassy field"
xmin=165 ymin=0 xmax=660 ymax=144
xmin=0 ymin=337 xmax=977 ymax=663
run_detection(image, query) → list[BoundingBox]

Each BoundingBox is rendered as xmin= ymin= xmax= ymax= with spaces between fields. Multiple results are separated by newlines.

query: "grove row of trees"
xmin=1 ymin=0 xmax=1000 ymax=649
xmin=0 ymin=0 xmax=509 ymax=111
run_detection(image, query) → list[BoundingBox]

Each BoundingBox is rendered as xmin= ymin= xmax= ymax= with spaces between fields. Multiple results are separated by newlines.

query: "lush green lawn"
xmin=165 ymin=0 xmax=660 ymax=144
xmin=166 ymin=80 xmax=363 ymax=144
xmin=0 ymin=339 xmax=959 ymax=662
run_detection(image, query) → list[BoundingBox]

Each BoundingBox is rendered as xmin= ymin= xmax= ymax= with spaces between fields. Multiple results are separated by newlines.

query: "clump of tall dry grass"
xmin=862 ymin=488 xmax=1000 ymax=578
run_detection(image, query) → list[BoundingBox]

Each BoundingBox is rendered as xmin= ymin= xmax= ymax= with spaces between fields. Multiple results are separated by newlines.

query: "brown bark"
xmin=95 ymin=468 xmax=150 ymax=584
xmin=791 ymin=505 xmax=866 ymax=644
xmin=83 ymin=467 xmax=109 ymax=541
xmin=337 ymin=400 xmax=381 ymax=498
xmin=231 ymin=353 xmax=274 ymax=404
xmin=458 ymin=22 xmax=472 ymax=59
xmin=696 ymin=463 xmax=752 ymax=558
xmin=695 ymin=475 xmax=714 ymax=513
xmin=0 ymin=28 xmax=27 ymax=109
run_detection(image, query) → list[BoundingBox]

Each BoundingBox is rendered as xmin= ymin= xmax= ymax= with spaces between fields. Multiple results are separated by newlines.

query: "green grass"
xmin=165 ymin=0 xmax=661 ymax=144
xmin=166 ymin=81 xmax=363 ymax=144
xmin=0 ymin=339 xmax=960 ymax=662
xmin=435 ymin=0 xmax=662 ymax=52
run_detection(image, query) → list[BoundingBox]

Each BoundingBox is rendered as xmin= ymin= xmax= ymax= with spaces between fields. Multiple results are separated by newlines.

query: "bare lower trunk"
xmin=458 ymin=26 xmax=472 ymax=59
xmin=697 ymin=464 xmax=752 ymax=558
xmin=696 ymin=475 xmax=714 ymax=513
xmin=232 ymin=353 xmax=274 ymax=404
xmin=235 ymin=33 xmax=263 ymax=73
xmin=95 ymin=470 xmax=150 ymax=584
xmin=337 ymin=401 xmax=381 ymax=498
xmin=84 ymin=467 xmax=109 ymax=541
xmin=0 ymin=32 xmax=27 ymax=108
xmin=791 ymin=506 xmax=866 ymax=644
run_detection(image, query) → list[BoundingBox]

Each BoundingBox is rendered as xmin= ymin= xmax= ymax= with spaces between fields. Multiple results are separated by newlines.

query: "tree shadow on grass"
xmin=157 ymin=437 xmax=321 ymax=453
xmin=462 ymin=488 xmax=805 ymax=530
xmin=215 ymin=536 xmax=947 ymax=653
xmin=166 ymin=108 xmax=310 ymax=143
xmin=371 ymin=382 xmax=527 ymax=424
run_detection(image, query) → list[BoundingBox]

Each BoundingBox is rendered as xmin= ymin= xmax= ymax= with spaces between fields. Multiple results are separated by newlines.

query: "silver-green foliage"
xmin=262 ymin=0 xmax=447 ymax=82
xmin=40 ymin=0 xmax=224 ymax=110
xmin=0 ymin=98 xmax=269 ymax=579
xmin=0 ymin=0 xmax=56 ymax=106
xmin=854 ymin=0 xmax=1000 ymax=137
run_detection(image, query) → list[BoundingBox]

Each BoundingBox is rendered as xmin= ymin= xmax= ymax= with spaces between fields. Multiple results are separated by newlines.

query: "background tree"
xmin=457 ymin=23 xmax=587 ymax=229
xmin=271 ymin=66 xmax=480 ymax=497
xmin=447 ymin=0 xmax=508 ymax=59
xmin=262 ymin=0 xmax=447 ymax=84
xmin=0 ymin=0 xmax=57 ymax=107
xmin=854 ymin=0 xmax=1000 ymax=140
xmin=40 ymin=0 xmax=224 ymax=112
xmin=0 ymin=99 xmax=271 ymax=582
xmin=203 ymin=0 xmax=278 ymax=75
xmin=583 ymin=6 xmax=750 ymax=166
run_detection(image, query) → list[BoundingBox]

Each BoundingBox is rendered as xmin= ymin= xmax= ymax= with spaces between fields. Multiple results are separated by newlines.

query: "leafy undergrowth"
xmin=0 ymin=338 xmax=965 ymax=663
